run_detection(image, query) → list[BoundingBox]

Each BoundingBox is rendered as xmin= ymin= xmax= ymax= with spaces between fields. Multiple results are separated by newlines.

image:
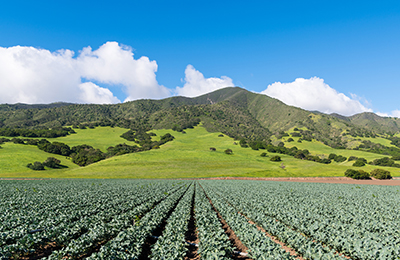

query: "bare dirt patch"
xmin=203 ymin=177 xmax=400 ymax=185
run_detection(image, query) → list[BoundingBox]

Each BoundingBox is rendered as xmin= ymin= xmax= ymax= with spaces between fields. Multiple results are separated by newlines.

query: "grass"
xmin=1 ymin=125 xmax=399 ymax=178
xmin=0 ymin=142 xmax=78 ymax=177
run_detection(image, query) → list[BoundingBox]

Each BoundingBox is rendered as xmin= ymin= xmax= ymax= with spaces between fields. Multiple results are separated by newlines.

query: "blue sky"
xmin=1 ymin=1 xmax=400 ymax=117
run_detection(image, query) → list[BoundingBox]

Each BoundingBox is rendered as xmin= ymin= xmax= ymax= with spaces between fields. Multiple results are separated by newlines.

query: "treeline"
xmin=0 ymin=127 xmax=75 ymax=138
xmin=4 ymin=132 xmax=175 ymax=167
xmin=239 ymin=139 xmax=332 ymax=164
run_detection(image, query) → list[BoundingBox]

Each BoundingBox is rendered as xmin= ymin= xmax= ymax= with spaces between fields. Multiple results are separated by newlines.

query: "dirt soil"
xmin=203 ymin=177 xmax=400 ymax=186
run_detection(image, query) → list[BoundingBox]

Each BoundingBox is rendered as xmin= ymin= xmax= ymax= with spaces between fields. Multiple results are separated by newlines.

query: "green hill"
xmin=2 ymin=87 xmax=400 ymax=179
xmin=2 ymin=125 xmax=398 ymax=178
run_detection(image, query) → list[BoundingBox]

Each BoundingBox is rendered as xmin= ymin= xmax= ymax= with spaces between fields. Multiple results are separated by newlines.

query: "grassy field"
xmin=1 ymin=125 xmax=399 ymax=178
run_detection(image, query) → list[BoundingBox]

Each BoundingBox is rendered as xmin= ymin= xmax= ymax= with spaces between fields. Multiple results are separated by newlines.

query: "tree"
xmin=27 ymin=161 xmax=45 ymax=171
xmin=260 ymin=152 xmax=267 ymax=157
xmin=370 ymin=169 xmax=392 ymax=179
xmin=270 ymin=155 xmax=281 ymax=162
xmin=43 ymin=157 xmax=62 ymax=168
xmin=353 ymin=158 xmax=367 ymax=167
xmin=224 ymin=149 xmax=233 ymax=155
xmin=344 ymin=169 xmax=370 ymax=179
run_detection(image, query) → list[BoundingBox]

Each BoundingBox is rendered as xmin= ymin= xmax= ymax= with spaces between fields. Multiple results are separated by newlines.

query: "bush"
xmin=224 ymin=149 xmax=233 ymax=155
xmin=334 ymin=155 xmax=347 ymax=163
xmin=353 ymin=158 xmax=367 ymax=167
xmin=348 ymin=156 xmax=358 ymax=161
xmin=270 ymin=155 xmax=281 ymax=162
xmin=27 ymin=161 xmax=45 ymax=171
xmin=43 ymin=157 xmax=62 ymax=168
xmin=260 ymin=152 xmax=267 ymax=157
xmin=287 ymin=138 xmax=294 ymax=142
xmin=210 ymin=147 xmax=216 ymax=151
xmin=328 ymin=153 xmax=337 ymax=160
xmin=344 ymin=169 xmax=370 ymax=179
xmin=370 ymin=169 xmax=392 ymax=179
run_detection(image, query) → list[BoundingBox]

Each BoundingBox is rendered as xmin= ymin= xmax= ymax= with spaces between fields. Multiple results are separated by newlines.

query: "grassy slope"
xmin=1 ymin=125 xmax=399 ymax=178
xmin=56 ymin=126 xmax=138 ymax=152
xmin=0 ymin=142 xmax=78 ymax=177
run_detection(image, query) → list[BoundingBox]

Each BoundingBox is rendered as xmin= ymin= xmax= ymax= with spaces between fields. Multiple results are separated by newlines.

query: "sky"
xmin=0 ymin=1 xmax=400 ymax=117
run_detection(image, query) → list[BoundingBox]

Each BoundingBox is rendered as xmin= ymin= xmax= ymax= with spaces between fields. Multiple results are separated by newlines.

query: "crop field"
xmin=1 ymin=179 xmax=399 ymax=259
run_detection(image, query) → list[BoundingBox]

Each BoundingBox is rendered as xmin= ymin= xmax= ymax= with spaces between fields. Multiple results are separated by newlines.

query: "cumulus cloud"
xmin=175 ymin=65 xmax=233 ymax=97
xmin=0 ymin=42 xmax=168 ymax=104
xmin=261 ymin=77 xmax=372 ymax=116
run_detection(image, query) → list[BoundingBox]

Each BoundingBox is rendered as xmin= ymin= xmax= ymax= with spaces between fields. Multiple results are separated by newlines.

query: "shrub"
xmin=348 ymin=156 xmax=358 ymax=161
xmin=270 ymin=155 xmax=281 ymax=162
xmin=370 ymin=169 xmax=392 ymax=179
xmin=287 ymin=138 xmax=294 ymax=142
xmin=392 ymin=155 xmax=400 ymax=161
xmin=224 ymin=149 xmax=233 ymax=155
xmin=328 ymin=153 xmax=337 ymax=160
xmin=344 ymin=169 xmax=370 ymax=179
xmin=27 ymin=161 xmax=45 ymax=171
xmin=334 ymin=155 xmax=347 ymax=163
xmin=260 ymin=152 xmax=267 ymax=157
xmin=291 ymin=132 xmax=301 ymax=137
xmin=43 ymin=157 xmax=61 ymax=168
xmin=210 ymin=147 xmax=216 ymax=151
xmin=353 ymin=158 xmax=367 ymax=167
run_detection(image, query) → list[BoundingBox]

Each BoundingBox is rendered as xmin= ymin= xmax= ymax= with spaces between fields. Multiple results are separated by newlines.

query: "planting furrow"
xmin=86 ymin=183 xmax=190 ymax=259
xmin=206 ymin=181 xmax=349 ymax=260
xmin=201 ymin=184 xmax=295 ymax=260
xmin=149 ymin=184 xmax=194 ymax=259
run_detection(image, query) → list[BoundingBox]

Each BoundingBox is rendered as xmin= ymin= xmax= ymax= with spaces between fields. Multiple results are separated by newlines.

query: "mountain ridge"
xmin=1 ymin=87 xmax=399 ymax=149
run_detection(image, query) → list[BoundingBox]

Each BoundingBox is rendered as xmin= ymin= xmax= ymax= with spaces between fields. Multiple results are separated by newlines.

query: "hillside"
xmin=1 ymin=87 xmax=400 ymax=151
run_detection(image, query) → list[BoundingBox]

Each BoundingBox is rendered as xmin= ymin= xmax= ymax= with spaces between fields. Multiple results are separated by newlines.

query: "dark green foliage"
xmin=70 ymin=145 xmax=106 ymax=166
xmin=37 ymin=141 xmax=72 ymax=156
xmin=287 ymin=138 xmax=294 ymax=142
xmin=270 ymin=155 xmax=281 ymax=162
xmin=357 ymin=140 xmax=400 ymax=157
xmin=344 ymin=169 xmax=370 ymax=179
xmin=224 ymin=149 xmax=233 ymax=155
xmin=0 ymin=127 xmax=74 ymax=138
xmin=320 ymin=158 xmax=332 ymax=164
xmin=391 ymin=155 xmax=400 ymax=161
xmin=371 ymin=157 xmax=400 ymax=168
xmin=328 ymin=153 xmax=337 ymax=160
xmin=11 ymin=138 xmax=25 ymax=144
xmin=260 ymin=152 xmax=267 ymax=157
xmin=0 ymin=137 xmax=10 ymax=143
xmin=25 ymin=139 xmax=39 ymax=145
xmin=239 ymin=139 xmax=248 ymax=148
xmin=353 ymin=158 xmax=367 ymax=167
xmin=107 ymin=144 xmax=141 ymax=157
xmin=209 ymin=147 xmax=216 ymax=151
xmin=333 ymin=155 xmax=347 ymax=163
xmin=370 ymin=169 xmax=392 ymax=179
xmin=27 ymin=161 xmax=45 ymax=171
xmin=291 ymin=132 xmax=301 ymax=137
xmin=43 ymin=157 xmax=64 ymax=168
xmin=348 ymin=156 xmax=358 ymax=161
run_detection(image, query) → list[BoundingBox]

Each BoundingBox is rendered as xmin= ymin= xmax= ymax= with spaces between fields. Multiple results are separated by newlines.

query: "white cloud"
xmin=261 ymin=77 xmax=372 ymax=116
xmin=376 ymin=110 xmax=400 ymax=118
xmin=175 ymin=65 xmax=233 ymax=97
xmin=79 ymin=82 xmax=120 ymax=104
xmin=0 ymin=42 xmax=168 ymax=104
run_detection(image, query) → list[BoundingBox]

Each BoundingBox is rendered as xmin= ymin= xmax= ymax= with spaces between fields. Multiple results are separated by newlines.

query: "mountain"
xmin=0 ymin=87 xmax=399 ymax=149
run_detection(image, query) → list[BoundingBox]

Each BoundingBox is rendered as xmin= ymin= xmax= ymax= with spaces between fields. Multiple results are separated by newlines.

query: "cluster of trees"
xmin=22 ymin=132 xmax=175 ymax=167
xmin=345 ymin=168 xmax=392 ymax=180
xmin=27 ymin=157 xmax=65 ymax=171
xmin=370 ymin=157 xmax=400 ymax=168
xmin=356 ymin=140 xmax=400 ymax=157
xmin=328 ymin=153 xmax=347 ymax=163
xmin=0 ymin=127 xmax=75 ymax=138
